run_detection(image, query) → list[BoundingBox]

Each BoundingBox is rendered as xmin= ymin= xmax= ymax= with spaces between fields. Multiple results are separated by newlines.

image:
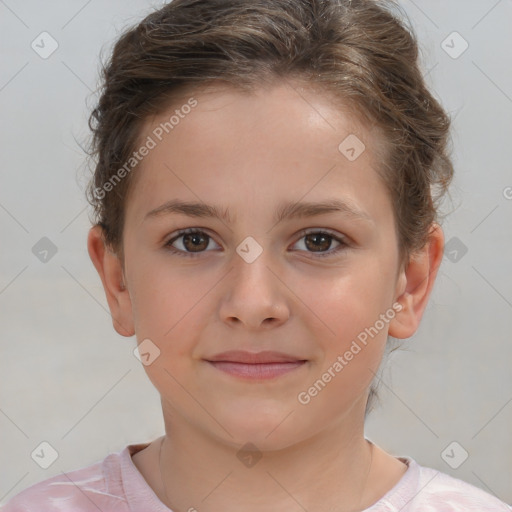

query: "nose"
xmin=218 ymin=248 xmax=290 ymax=330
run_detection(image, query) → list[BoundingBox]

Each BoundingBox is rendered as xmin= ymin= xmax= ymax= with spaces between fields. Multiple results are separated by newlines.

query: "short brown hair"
xmin=85 ymin=0 xmax=454 ymax=416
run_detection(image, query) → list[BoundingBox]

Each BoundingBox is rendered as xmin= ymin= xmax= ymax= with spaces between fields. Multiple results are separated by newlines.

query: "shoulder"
xmin=382 ymin=457 xmax=512 ymax=512
xmin=416 ymin=464 xmax=511 ymax=511
xmin=1 ymin=450 xmax=128 ymax=512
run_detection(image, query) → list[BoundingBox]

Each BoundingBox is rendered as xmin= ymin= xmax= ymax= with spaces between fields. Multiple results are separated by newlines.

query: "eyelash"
xmin=163 ymin=228 xmax=349 ymax=259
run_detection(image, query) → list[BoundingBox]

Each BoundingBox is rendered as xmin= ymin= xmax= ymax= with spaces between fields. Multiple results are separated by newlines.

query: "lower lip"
xmin=207 ymin=361 xmax=306 ymax=380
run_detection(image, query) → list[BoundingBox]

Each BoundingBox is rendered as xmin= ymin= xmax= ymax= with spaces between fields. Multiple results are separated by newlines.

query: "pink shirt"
xmin=2 ymin=442 xmax=511 ymax=511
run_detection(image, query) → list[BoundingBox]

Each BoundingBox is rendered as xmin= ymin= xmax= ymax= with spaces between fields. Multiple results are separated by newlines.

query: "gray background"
xmin=1 ymin=0 xmax=511 ymax=506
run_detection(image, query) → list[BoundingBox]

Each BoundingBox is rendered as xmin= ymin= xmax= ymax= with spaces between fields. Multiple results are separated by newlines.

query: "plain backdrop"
xmin=1 ymin=0 xmax=511 ymax=506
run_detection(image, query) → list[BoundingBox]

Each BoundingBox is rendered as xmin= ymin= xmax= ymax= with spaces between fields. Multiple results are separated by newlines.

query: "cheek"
xmin=294 ymin=259 xmax=394 ymax=392
xmin=130 ymin=263 xmax=208 ymax=358
xmin=131 ymin=267 xmax=205 ymax=397
xmin=299 ymin=262 xmax=394 ymax=340
xmin=296 ymin=272 xmax=391 ymax=416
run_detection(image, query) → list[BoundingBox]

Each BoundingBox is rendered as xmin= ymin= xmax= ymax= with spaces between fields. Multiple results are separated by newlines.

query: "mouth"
xmin=205 ymin=350 xmax=308 ymax=380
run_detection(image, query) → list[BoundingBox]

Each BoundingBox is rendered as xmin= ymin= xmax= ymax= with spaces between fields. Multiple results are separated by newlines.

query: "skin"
xmin=88 ymin=79 xmax=444 ymax=512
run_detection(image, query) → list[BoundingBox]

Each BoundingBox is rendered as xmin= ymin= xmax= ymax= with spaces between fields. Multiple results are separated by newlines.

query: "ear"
xmin=87 ymin=225 xmax=135 ymax=337
xmin=388 ymin=223 xmax=444 ymax=339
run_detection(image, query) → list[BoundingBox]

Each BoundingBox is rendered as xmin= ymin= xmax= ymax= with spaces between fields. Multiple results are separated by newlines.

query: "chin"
xmin=210 ymin=404 xmax=307 ymax=451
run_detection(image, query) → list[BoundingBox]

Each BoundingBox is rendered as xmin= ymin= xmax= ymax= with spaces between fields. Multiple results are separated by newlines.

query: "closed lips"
xmin=205 ymin=351 xmax=308 ymax=380
xmin=205 ymin=350 xmax=307 ymax=364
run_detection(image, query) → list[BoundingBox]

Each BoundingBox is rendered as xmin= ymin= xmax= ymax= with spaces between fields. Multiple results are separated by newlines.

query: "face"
xmin=102 ymin=81 xmax=415 ymax=449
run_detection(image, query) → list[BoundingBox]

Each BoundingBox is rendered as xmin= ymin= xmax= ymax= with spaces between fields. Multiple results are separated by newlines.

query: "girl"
xmin=3 ymin=0 xmax=511 ymax=510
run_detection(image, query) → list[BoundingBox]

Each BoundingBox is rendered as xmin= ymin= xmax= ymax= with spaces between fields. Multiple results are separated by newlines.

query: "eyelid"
xmin=295 ymin=227 xmax=349 ymax=243
xmin=166 ymin=227 xmax=215 ymax=241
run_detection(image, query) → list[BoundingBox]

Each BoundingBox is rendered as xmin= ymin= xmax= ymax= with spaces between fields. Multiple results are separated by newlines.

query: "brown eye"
xmin=304 ymin=233 xmax=333 ymax=252
xmin=292 ymin=230 xmax=348 ymax=258
xmin=165 ymin=229 xmax=219 ymax=256
xmin=181 ymin=232 xmax=209 ymax=252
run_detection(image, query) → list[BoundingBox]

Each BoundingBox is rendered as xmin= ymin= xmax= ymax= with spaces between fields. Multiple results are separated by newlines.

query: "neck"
xmin=157 ymin=410 xmax=377 ymax=512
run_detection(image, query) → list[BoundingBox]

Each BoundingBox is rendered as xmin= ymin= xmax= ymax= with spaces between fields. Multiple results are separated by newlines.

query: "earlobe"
xmin=388 ymin=223 xmax=444 ymax=339
xmin=87 ymin=225 xmax=135 ymax=337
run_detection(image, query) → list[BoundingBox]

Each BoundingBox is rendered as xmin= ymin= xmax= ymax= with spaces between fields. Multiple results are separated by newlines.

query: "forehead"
xmin=124 ymin=80 xmax=390 ymax=226
xmin=135 ymin=78 xmax=386 ymax=163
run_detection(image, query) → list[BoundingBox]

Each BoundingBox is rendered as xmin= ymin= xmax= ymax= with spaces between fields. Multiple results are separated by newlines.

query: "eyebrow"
xmin=144 ymin=198 xmax=373 ymax=225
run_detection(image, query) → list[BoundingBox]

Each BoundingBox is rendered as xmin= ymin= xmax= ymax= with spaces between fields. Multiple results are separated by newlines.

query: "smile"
xmin=204 ymin=350 xmax=308 ymax=380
